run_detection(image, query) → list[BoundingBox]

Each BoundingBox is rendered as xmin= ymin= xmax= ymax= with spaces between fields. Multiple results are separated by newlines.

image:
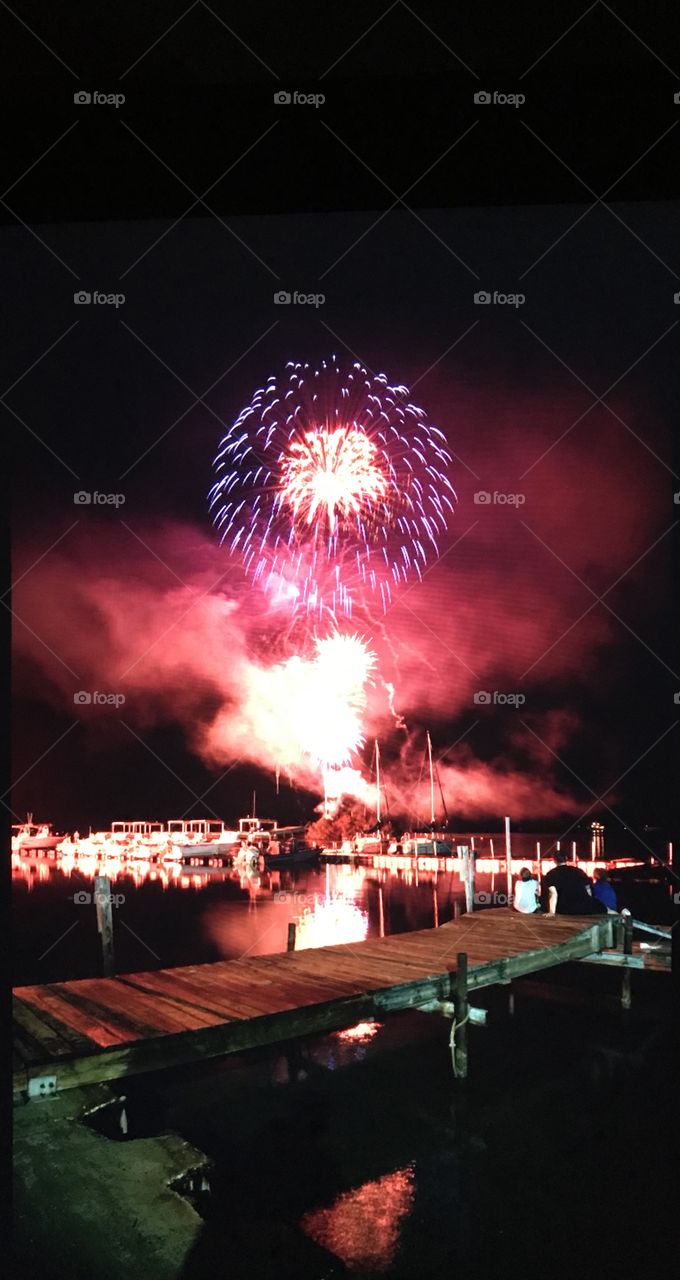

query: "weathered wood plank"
xmin=13 ymin=994 xmax=93 ymax=1054
xmin=17 ymin=986 xmax=137 ymax=1048
xmin=13 ymin=910 xmax=617 ymax=1093
xmin=13 ymin=996 xmax=82 ymax=1058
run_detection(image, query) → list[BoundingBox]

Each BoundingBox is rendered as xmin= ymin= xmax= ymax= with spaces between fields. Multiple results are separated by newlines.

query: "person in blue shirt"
xmin=592 ymin=867 xmax=618 ymax=911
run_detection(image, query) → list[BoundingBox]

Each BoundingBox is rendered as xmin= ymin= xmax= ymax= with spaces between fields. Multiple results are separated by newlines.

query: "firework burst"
xmin=209 ymin=356 xmax=455 ymax=618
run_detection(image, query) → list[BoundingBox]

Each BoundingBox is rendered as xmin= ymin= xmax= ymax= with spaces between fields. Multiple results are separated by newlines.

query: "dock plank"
xmin=13 ymin=909 xmax=616 ymax=1092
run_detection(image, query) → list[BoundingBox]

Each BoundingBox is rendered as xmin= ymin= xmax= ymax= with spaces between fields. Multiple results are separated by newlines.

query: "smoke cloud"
xmin=12 ymin=388 xmax=665 ymax=823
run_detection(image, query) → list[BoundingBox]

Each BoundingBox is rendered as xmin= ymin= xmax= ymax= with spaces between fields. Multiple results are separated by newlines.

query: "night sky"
xmin=5 ymin=2 xmax=679 ymax=850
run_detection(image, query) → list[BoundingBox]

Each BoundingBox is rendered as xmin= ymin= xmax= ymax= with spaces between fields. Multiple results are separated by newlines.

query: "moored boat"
xmin=12 ymin=815 xmax=64 ymax=853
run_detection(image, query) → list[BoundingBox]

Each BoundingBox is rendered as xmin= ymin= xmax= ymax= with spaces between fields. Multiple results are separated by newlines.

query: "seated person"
xmin=592 ymin=866 xmax=618 ymax=911
xmin=513 ymin=867 xmax=540 ymax=913
xmin=541 ymin=850 xmax=607 ymax=915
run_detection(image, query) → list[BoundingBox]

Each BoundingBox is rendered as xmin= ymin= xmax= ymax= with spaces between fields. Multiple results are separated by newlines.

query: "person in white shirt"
xmin=513 ymin=866 xmax=540 ymax=913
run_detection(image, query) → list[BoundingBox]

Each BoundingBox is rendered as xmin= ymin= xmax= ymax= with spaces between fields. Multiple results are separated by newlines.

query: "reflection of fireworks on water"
xmin=302 ymin=1166 xmax=414 ymax=1271
xmin=294 ymin=894 xmax=369 ymax=949
xmin=210 ymin=356 xmax=454 ymax=618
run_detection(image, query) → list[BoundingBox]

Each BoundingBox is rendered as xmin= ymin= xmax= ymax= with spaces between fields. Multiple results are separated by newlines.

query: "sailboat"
xmin=350 ymin=741 xmax=388 ymax=855
xmin=402 ymin=732 xmax=452 ymax=856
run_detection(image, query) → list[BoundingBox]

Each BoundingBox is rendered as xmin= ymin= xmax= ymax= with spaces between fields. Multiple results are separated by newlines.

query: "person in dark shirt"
xmin=592 ymin=867 xmax=618 ymax=911
xmin=541 ymin=850 xmax=607 ymax=915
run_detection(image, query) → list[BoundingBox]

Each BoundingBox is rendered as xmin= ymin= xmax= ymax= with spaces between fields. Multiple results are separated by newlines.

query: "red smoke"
xmin=12 ymin=386 xmax=666 ymax=821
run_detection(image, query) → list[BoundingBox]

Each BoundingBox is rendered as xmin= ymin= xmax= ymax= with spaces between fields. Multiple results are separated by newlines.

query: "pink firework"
xmin=209 ymin=356 xmax=455 ymax=617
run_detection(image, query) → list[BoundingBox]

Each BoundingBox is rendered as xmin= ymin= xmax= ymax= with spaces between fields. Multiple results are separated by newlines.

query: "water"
xmin=13 ymin=841 xmax=673 ymax=1279
xmin=80 ymin=971 xmax=673 ymax=1280
xmin=12 ymin=846 xmax=672 ymax=986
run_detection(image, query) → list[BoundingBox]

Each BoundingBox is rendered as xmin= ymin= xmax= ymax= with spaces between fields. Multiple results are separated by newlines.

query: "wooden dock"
xmin=13 ymin=909 xmax=620 ymax=1096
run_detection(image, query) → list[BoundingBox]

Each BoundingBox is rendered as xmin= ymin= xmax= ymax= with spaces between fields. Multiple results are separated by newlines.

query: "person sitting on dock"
xmin=513 ymin=867 xmax=540 ymax=913
xmin=592 ymin=867 xmax=618 ymax=912
xmin=541 ymin=850 xmax=607 ymax=916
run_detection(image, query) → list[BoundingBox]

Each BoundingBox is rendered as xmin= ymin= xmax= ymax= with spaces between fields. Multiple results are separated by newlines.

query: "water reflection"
xmin=295 ymin=895 xmax=369 ymax=949
xmin=301 ymin=1165 xmax=415 ymax=1271
xmin=12 ymin=846 xmax=648 ymax=986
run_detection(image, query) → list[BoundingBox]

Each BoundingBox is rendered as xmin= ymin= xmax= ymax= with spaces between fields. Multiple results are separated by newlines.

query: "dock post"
xmin=460 ymin=846 xmax=474 ymax=913
xmin=450 ymin=952 xmax=469 ymax=1080
xmin=504 ymin=816 xmax=513 ymax=900
xmin=94 ymin=875 xmax=115 ymax=977
xmin=621 ymin=912 xmax=633 ymax=1009
xmin=287 ymin=921 xmax=297 ymax=952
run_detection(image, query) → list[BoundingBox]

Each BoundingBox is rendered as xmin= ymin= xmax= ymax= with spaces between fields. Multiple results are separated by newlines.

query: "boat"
xmin=401 ymin=732 xmax=452 ymax=856
xmin=262 ymin=843 xmax=319 ymax=868
xmin=12 ymin=815 xmax=64 ymax=853
xmin=171 ymin=818 xmax=241 ymax=859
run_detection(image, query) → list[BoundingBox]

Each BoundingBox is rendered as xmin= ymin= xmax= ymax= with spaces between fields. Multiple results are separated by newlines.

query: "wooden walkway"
xmin=13 ymin=909 xmax=617 ymax=1095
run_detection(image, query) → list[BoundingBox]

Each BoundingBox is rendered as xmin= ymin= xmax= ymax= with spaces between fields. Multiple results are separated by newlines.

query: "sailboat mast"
xmin=427 ymin=731 xmax=435 ymax=826
xmin=375 ymin=740 xmax=381 ymax=824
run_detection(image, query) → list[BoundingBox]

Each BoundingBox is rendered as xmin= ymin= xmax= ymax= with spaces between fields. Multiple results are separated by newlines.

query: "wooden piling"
xmin=450 ymin=951 xmax=469 ymax=1079
xmin=621 ymin=912 xmax=633 ymax=1009
xmin=504 ymin=816 xmax=513 ymax=899
xmin=460 ymin=845 xmax=475 ymax=913
xmin=287 ymin=922 xmax=297 ymax=952
xmin=94 ymin=876 xmax=115 ymax=977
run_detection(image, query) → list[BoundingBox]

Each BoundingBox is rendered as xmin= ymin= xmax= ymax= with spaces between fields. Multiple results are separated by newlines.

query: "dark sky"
xmin=4 ymin=2 xmax=679 ymax=847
